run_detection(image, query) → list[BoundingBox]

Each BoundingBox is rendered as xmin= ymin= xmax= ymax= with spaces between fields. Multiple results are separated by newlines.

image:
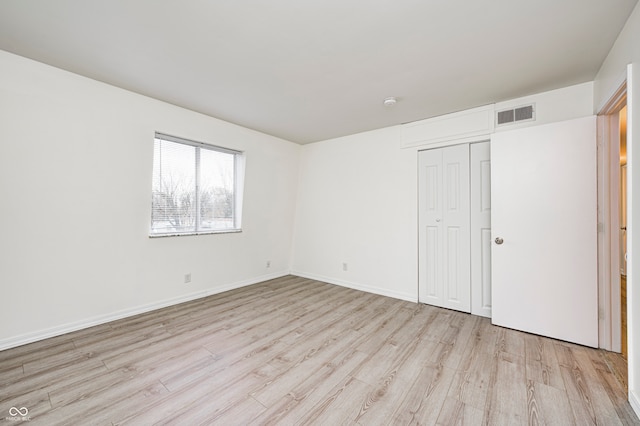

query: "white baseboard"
xmin=290 ymin=270 xmax=417 ymax=303
xmin=0 ymin=271 xmax=416 ymax=351
xmin=0 ymin=271 xmax=289 ymax=351
xmin=630 ymin=389 xmax=640 ymax=421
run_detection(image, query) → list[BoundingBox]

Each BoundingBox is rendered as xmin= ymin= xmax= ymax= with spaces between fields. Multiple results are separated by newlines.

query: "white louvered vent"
xmin=496 ymin=104 xmax=535 ymax=126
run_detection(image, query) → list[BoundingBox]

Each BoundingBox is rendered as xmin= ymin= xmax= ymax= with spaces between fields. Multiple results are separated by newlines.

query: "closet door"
xmin=418 ymin=144 xmax=470 ymax=312
xmin=470 ymin=142 xmax=492 ymax=318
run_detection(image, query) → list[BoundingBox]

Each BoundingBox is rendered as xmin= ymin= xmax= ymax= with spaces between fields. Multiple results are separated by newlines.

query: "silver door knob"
xmin=495 ymin=237 xmax=504 ymax=245
xmin=435 ymin=218 xmax=441 ymax=222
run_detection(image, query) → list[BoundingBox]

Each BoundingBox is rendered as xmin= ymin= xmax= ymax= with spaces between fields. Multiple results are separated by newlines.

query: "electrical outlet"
xmin=184 ymin=273 xmax=191 ymax=284
xmin=342 ymin=263 xmax=348 ymax=271
xmin=266 ymin=260 xmax=271 ymax=268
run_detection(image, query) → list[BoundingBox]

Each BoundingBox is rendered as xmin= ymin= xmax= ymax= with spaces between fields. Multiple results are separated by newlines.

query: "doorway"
xmin=597 ymin=84 xmax=627 ymax=359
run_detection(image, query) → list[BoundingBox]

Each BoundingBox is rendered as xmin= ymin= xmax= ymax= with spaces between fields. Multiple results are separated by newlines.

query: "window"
xmin=151 ymin=133 xmax=243 ymax=236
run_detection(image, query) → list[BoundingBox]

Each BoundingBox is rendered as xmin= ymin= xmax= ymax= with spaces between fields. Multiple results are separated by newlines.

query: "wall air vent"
xmin=496 ymin=103 xmax=535 ymax=126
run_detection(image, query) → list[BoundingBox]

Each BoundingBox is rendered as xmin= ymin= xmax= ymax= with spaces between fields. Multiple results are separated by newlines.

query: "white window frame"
xmin=150 ymin=132 xmax=244 ymax=237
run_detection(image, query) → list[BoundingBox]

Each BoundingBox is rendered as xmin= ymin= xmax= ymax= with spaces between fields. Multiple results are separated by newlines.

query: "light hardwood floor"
xmin=0 ymin=275 xmax=637 ymax=425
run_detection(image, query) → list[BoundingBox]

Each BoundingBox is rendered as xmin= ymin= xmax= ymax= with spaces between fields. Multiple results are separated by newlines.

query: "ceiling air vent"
xmin=496 ymin=104 xmax=535 ymax=126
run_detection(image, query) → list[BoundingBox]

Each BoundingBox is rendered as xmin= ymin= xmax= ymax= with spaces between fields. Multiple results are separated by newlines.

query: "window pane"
xmin=151 ymin=139 xmax=196 ymax=234
xmin=150 ymin=134 xmax=242 ymax=236
xmin=199 ymin=148 xmax=235 ymax=230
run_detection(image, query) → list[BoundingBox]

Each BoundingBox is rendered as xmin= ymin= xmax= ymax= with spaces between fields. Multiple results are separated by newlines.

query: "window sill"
xmin=149 ymin=229 xmax=242 ymax=238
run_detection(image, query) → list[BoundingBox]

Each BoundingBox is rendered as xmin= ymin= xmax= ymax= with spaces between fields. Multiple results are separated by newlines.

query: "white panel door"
xmin=418 ymin=144 xmax=470 ymax=312
xmin=470 ymin=142 xmax=492 ymax=318
xmin=491 ymin=116 xmax=598 ymax=347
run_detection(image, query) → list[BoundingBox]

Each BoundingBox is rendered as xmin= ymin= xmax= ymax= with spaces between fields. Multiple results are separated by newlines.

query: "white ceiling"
xmin=0 ymin=1 xmax=637 ymax=144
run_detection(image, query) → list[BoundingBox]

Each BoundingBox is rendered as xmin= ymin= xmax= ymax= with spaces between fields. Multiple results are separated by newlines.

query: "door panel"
xmin=420 ymin=149 xmax=443 ymax=305
xmin=425 ymin=226 xmax=439 ymax=298
xmin=491 ymin=116 xmax=598 ymax=347
xmin=419 ymin=144 xmax=470 ymax=312
xmin=471 ymin=141 xmax=492 ymax=318
xmin=446 ymin=227 xmax=461 ymax=303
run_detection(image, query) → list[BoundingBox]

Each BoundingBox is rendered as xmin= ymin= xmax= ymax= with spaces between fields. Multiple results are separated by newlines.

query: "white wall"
xmin=594 ymin=3 xmax=640 ymax=112
xmin=291 ymin=126 xmax=417 ymax=301
xmin=594 ymin=2 xmax=640 ymax=417
xmin=0 ymin=51 xmax=300 ymax=349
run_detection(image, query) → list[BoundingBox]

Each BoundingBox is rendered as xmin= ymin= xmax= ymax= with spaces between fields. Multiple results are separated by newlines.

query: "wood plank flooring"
xmin=0 ymin=275 xmax=637 ymax=425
